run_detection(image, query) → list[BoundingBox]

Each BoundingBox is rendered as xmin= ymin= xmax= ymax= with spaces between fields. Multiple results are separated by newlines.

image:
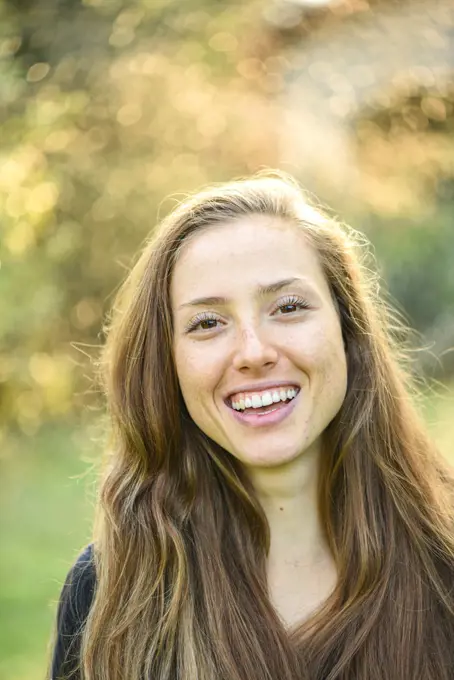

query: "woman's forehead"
xmin=170 ymin=216 xmax=329 ymax=303
xmin=176 ymin=215 xmax=314 ymax=264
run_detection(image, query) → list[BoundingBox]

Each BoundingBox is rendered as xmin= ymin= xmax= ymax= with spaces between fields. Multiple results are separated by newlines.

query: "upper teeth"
xmin=231 ymin=387 xmax=298 ymax=411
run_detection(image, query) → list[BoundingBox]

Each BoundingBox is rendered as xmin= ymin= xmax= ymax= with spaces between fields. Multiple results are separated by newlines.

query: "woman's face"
xmin=171 ymin=215 xmax=347 ymax=469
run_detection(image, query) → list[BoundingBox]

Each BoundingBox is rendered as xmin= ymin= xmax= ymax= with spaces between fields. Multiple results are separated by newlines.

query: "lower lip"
xmin=227 ymin=392 xmax=299 ymax=429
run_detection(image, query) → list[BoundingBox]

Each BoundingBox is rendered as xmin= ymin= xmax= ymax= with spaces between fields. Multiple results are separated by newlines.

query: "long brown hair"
xmin=81 ymin=171 xmax=454 ymax=679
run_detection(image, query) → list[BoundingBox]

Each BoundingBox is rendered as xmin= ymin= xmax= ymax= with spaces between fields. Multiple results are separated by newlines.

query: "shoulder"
xmin=51 ymin=544 xmax=96 ymax=679
xmin=58 ymin=544 xmax=96 ymax=628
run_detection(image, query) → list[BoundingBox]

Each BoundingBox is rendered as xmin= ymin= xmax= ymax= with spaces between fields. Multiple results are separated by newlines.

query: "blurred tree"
xmin=0 ymin=0 xmax=278 ymax=434
xmin=351 ymin=81 xmax=454 ymax=375
xmin=1 ymin=0 xmax=453 ymax=436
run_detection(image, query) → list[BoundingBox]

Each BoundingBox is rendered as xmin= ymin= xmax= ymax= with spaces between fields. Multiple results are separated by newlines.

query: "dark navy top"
xmin=51 ymin=544 xmax=96 ymax=680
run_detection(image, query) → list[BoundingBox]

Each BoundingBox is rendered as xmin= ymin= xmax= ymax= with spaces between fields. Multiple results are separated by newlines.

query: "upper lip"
xmin=224 ymin=380 xmax=300 ymax=403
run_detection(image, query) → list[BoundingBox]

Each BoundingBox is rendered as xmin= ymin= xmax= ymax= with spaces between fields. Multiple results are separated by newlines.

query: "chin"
xmin=234 ymin=442 xmax=307 ymax=469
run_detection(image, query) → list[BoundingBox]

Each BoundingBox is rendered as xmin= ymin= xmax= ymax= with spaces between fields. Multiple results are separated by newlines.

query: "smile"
xmin=225 ymin=388 xmax=300 ymax=429
xmin=230 ymin=386 xmax=299 ymax=411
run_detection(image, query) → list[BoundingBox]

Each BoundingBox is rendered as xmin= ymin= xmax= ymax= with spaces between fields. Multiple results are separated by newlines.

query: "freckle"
xmin=279 ymin=507 xmax=283 ymax=511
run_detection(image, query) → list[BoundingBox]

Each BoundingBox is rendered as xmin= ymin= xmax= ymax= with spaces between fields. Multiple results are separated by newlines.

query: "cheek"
xmin=298 ymin=322 xmax=347 ymax=393
xmin=174 ymin=345 xmax=225 ymax=439
xmin=174 ymin=343 xmax=218 ymax=406
xmin=318 ymin=335 xmax=348 ymax=404
xmin=286 ymin=318 xmax=340 ymax=361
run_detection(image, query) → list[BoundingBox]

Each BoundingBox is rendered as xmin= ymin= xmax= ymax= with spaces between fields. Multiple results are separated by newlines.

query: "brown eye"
xmin=185 ymin=312 xmax=222 ymax=333
xmin=280 ymin=304 xmax=298 ymax=314
xmin=273 ymin=295 xmax=311 ymax=316
xmin=199 ymin=319 xmax=218 ymax=330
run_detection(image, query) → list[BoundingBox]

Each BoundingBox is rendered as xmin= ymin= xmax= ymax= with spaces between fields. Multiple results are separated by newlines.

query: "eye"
xmin=272 ymin=295 xmax=311 ymax=316
xmin=184 ymin=312 xmax=222 ymax=334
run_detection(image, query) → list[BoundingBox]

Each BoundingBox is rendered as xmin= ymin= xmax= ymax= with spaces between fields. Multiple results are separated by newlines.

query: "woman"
xmin=50 ymin=170 xmax=454 ymax=680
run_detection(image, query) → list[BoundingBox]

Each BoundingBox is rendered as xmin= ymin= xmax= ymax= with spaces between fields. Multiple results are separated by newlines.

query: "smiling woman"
xmin=49 ymin=170 xmax=454 ymax=680
xmin=171 ymin=214 xmax=347 ymax=473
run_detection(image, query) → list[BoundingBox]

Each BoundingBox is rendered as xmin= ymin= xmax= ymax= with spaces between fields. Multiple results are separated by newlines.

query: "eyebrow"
xmin=177 ymin=277 xmax=308 ymax=310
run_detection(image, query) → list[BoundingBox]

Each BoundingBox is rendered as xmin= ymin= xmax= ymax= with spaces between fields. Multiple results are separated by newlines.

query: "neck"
xmin=245 ymin=445 xmax=337 ymax=627
xmin=246 ymin=444 xmax=331 ymax=567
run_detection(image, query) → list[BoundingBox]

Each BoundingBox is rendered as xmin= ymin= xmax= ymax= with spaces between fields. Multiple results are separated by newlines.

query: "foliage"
xmin=0 ymin=0 xmax=453 ymax=436
xmin=0 ymin=0 xmax=274 ymax=433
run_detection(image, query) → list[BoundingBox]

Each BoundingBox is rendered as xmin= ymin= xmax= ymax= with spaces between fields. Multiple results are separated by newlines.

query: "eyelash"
xmin=184 ymin=295 xmax=311 ymax=334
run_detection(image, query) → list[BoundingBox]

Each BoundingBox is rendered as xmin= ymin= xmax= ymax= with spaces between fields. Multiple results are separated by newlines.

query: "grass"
xmin=0 ymin=422 xmax=99 ymax=680
xmin=0 ymin=385 xmax=453 ymax=680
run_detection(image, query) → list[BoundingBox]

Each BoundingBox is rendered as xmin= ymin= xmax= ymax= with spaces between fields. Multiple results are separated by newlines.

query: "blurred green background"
xmin=0 ymin=1 xmax=453 ymax=678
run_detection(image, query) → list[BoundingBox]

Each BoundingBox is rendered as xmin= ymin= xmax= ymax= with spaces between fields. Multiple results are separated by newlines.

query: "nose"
xmin=232 ymin=325 xmax=278 ymax=373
